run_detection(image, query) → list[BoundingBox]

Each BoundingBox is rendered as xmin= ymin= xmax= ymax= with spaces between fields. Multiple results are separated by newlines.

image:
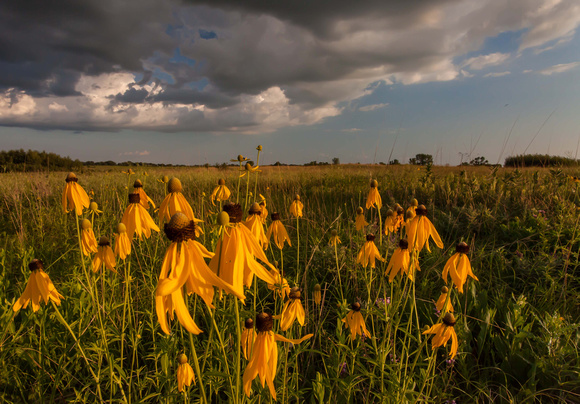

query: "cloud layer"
xmin=1 ymin=0 xmax=579 ymax=133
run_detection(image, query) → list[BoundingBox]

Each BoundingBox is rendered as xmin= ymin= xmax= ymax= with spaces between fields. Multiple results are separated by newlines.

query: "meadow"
xmin=0 ymin=159 xmax=578 ymax=403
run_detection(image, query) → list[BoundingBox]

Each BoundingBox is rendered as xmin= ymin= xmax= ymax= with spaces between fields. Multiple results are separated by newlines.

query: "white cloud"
xmin=121 ymin=150 xmax=151 ymax=156
xmin=463 ymin=53 xmax=510 ymax=70
xmin=537 ymin=61 xmax=580 ymax=75
xmin=483 ymin=71 xmax=511 ymax=77
xmin=341 ymin=128 xmax=363 ymax=133
xmin=359 ymin=103 xmax=389 ymax=112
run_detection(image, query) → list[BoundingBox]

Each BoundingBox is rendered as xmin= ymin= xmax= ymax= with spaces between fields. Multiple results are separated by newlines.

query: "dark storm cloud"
xmin=183 ymin=0 xmax=457 ymax=38
xmin=152 ymin=88 xmax=240 ymax=108
xmin=0 ymin=0 xmax=175 ymax=96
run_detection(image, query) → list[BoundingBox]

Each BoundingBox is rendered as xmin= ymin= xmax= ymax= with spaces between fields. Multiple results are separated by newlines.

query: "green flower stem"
xmin=51 ymin=301 xmax=103 ymax=402
xmin=253 ymin=149 xmax=261 ymax=203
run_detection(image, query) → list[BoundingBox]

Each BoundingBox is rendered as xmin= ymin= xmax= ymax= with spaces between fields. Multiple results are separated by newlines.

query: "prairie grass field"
xmin=0 ymin=162 xmax=579 ymax=403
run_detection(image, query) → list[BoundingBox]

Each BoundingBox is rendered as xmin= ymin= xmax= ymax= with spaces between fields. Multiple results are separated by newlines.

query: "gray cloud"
xmin=1 ymin=0 xmax=579 ymax=133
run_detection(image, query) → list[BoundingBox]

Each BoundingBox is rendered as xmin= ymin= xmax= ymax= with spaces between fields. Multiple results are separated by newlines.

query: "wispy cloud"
xmin=463 ymin=53 xmax=510 ymax=71
xmin=358 ymin=103 xmax=389 ymax=112
xmin=483 ymin=71 xmax=511 ymax=78
xmin=120 ymin=150 xmax=151 ymax=156
xmin=537 ymin=62 xmax=580 ymax=75
xmin=341 ymin=128 xmax=363 ymax=133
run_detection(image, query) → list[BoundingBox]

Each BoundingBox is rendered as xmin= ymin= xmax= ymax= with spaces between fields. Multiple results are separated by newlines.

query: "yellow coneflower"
xmin=265 ymin=212 xmax=291 ymax=250
xmin=423 ymin=312 xmax=459 ymax=359
xmin=386 ymin=239 xmax=420 ymax=282
xmin=394 ymin=204 xmax=405 ymax=229
xmin=239 ymin=162 xmax=261 ymax=177
xmin=209 ymin=204 xmax=278 ymax=299
xmin=88 ymin=201 xmax=103 ymax=216
xmin=62 ymin=172 xmax=90 ymax=216
xmin=267 ymin=269 xmax=290 ymax=300
xmin=289 ymin=194 xmax=303 ymax=218
xmin=329 ymin=229 xmax=341 ymax=246
xmin=383 ymin=209 xmax=399 ymax=236
xmin=436 ymin=286 xmax=454 ymax=313
xmin=114 ymin=223 xmax=131 ymax=260
xmin=13 ymin=259 xmax=64 ymax=313
xmin=210 ymin=178 xmax=231 ymax=205
xmin=258 ymin=195 xmax=268 ymax=224
xmin=406 ymin=205 xmax=444 ymax=253
xmin=122 ymin=168 xmax=136 ymax=175
xmin=176 ymin=354 xmax=195 ymax=392
xmin=243 ymin=312 xmax=313 ymax=400
xmin=133 ymin=179 xmax=156 ymax=209
xmin=244 ymin=203 xmax=267 ymax=248
xmin=355 ymin=207 xmax=368 ymax=231
xmin=92 ymin=236 xmax=117 ymax=273
xmin=442 ymin=242 xmax=478 ymax=293
xmin=81 ymin=219 xmax=98 ymax=256
xmin=342 ymin=302 xmax=371 ymax=341
xmin=366 ymin=179 xmax=382 ymax=210
xmin=156 ymin=212 xmax=243 ymax=335
xmin=159 ymin=178 xmax=202 ymax=232
xmin=241 ymin=318 xmax=257 ymax=360
xmin=357 ymin=234 xmax=385 ymax=269
xmin=121 ymin=193 xmax=160 ymax=241
xmin=277 ymin=287 xmax=306 ymax=331
xmin=406 ymin=199 xmax=418 ymax=221
xmin=313 ymin=284 xmax=322 ymax=305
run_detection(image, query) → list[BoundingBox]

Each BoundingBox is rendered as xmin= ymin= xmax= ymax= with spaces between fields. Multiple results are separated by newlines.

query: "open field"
xmin=0 ymin=164 xmax=579 ymax=403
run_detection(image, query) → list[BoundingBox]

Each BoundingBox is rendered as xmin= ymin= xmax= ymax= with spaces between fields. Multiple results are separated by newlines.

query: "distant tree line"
xmin=0 ymin=149 xmax=83 ymax=173
xmin=504 ymin=154 xmax=579 ymax=167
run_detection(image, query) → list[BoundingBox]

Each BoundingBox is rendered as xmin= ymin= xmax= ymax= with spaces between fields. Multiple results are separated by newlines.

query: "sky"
xmin=1 ymin=0 xmax=580 ymax=166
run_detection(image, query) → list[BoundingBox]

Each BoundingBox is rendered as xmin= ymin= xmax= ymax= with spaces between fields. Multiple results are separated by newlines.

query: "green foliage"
xmin=0 ymin=164 xmax=579 ymax=403
xmin=504 ymin=154 xmax=579 ymax=167
xmin=409 ymin=153 xmax=433 ymax=165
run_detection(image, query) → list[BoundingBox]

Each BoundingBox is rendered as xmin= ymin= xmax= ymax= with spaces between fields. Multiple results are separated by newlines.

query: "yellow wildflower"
xmin=13 ymin=259 xmax=64 ymax=313
xmin=357 ymin=234 xmax=385 ymax=268
xmin=176 ymin=354 xmax=195 ymax=392
xmin=442 ymin=242 xmax=477 ymax=293
xmin=92 ymin=236 xmax=117 ymax=273
xmin=289 ymin=194 xmax=303 ymax=218
xmin=423 ymin=312 xmax=459 ymax=359
xmin=406 ymin=205 xmax=443 ymax=253
xmin=62 ymin=172 xmax=90 ymax=216
xmin=80 ymin=219 xmax=98 ymax=256
xmin=265 ymin=213 xmax=291 ymax=250
xmin=366 ymin=179 xmax=382 ymax=210
xmin=342 ymin=302 xmax=371 ymax=341
xmin=355 ymin=206 xmax=369 ymax=231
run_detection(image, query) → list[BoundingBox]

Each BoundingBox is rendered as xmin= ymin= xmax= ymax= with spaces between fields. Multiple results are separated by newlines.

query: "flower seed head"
xmin=398 ymin=239 xmax=409 ymax=249
xmin=223 ymin=203 xmax=242 ymax=223
xmin=133 ymin=179 xmax=143 ymax=188
xmin=396 ymin=206 xmax=404 ymax=215
xmin=218 ymin=178 xmax=225 ymax=185
xmin=351 ymin=302 xmax=361 ymax=312
xmin=415 ymin=205 xmax=428 ymax=216
xmin=217 ymin=211 xmax=230 ymax=227
xmin=168 ymin=178 xmax=182 ymax=193
xmin=356 ymin=206 xmax=364 ymax=214
xmin=162 ymin=175 xmax=169 ymax=183
xmin=314 ymin=284 xmax=321 ymax=292
xmin=65 ymin=172 xmax=78 ymax=182
xmin=331 ymin=229 xmax=338 ymax=237
xmin=366 ymin=234 xmax=376 ymax=241
xmin=244 ymin=318 xmax=254 ymax=329
xmin=117 ymin=223 xmax=126 ymax=233
xmin=249 ymin=203 xmax=261 ymax=215
xmin=256 ymin=312 xmax=273 ymax=332
xmin=294 ymin=194 xmax=300 ymax=201
xmin=442 ymin=312 xmax=456 ymax=327
xmin=456 ymin=242 xmax=469 ymax=254
xmin=178 ymin=354 xmax=188 ymax=364
xmin=256 ymin=145 xmax=262 ymax=151
xmin=89 ymin=201 xmax=99 ymax=211
xmin=386 ymin=209 xmax=394 ymax=217
xmin=289 ymin=287 xmax=301 ymax=299
xmin=271 ymin=212 xmax=280 ymax=221
xmin=237 ymin=154 xmax=244 ymax=162
xmin=28 ymin=259 xmax=44 ymax=271
xmin=244 ymin=162 xmax=253 ymax=170
xmin=164 ymin=212 xmax=196 ymax=242
xmin=128 ymin=193 xmax=140 ymax=204
xmin=370 ymin=179 xmax=378 ymax=188
xmin=81 ymin=219 xmax=91 ymax=230
xmin=411 ymin=198 xmax=418 ymax=207
xmin=98 ymin=236 xmax=110 ymax=247
xmin=441 ymin=286 xmax=449 ymax=294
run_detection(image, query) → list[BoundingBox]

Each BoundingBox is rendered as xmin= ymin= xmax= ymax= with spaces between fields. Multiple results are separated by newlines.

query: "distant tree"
xmin=409 ymin=153 xmax=433 ymax=165
xmin=332 ymin=157 xmax=340 ymax=165
xmin=389 ymin=159 xmax=400 ymax=165
xmin=469 ymin=156 xmax=489 ymax=166
xmin=274 ymin=161 xmax=282 ymax=166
